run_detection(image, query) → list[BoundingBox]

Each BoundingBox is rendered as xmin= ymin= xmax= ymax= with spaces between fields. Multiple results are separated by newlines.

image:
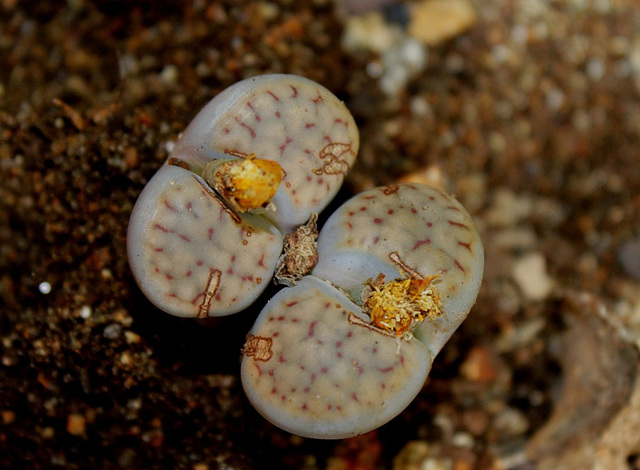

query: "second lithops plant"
xmin=128 ymin=74 xmax=484 ymax=439
xmin=241 ymin=183 xmax=484 ymax=438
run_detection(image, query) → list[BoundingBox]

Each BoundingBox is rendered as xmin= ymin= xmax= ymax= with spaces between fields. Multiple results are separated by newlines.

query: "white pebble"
xmin=512 ymin=252 xmax=554 ymax=301
xmin=79 ymin=305 xmax=92 ymax=319
xmin=38 ymin=282 xmax=51 ymax=294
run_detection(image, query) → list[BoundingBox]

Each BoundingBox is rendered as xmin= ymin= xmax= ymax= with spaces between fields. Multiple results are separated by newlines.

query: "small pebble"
xmin=38 ymin=282 xmax=51 ymax=294
xmin=79 ymin=305 xmax=92 ymax=319
xmin=103 ymin=323 xmax=122 ymax=340
xmin=617 ymin=238 xmax=640 ymax=280
xmin=408 ymin=0 xmax=477 ymax=46
xmin=66 ymin=413 xmax=86 ymax=436
xmin=512 ymin=252 xmax=555 ymax=301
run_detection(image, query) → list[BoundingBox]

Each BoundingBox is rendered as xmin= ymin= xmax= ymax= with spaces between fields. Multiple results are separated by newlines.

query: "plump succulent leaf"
xmin=127 ymin=165 xmax=283 ymax=317
xmin=312 ymin=183 xmax=484 ymax=356
xmin=171 ymin=74 xmax=360 ymax=233
xmin=241 ymin=275 xmax=432 ymax=439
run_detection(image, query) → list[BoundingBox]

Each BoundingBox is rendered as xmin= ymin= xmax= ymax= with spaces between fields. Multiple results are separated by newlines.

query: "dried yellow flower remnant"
xmin=362 ymin=273 xmax=443 ymax=338
xmin=209 ymin=154 xmax=283 ymax=212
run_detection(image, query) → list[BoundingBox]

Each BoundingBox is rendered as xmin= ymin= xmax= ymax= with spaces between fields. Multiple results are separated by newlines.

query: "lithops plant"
xmin=127 ymin=74 xmax=358 ymax=317
xmin=241 ymin=183 xmax=484 ymax=439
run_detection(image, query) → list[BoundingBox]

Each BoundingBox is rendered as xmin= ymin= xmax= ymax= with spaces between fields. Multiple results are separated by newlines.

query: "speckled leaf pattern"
xmin=241 ymin=276 xmax=432 ymax=439
xmin=127 ymin=165 xmax=283 ymax=317
xmin=171 ymin=74 xmax=359 ymax=232
xmin=312 ymin=183 xmax=484 ymax=356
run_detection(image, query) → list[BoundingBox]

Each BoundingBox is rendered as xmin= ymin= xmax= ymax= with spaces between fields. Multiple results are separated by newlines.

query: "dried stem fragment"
xmin=243 ymin=335 xmax=273 ymax=362
xmin=274 ymin=213 xmax=319 ymax=286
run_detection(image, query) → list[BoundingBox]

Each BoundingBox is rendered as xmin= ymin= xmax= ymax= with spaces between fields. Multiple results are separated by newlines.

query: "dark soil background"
xmin=2 ymin=1 xmax=640 ymax=469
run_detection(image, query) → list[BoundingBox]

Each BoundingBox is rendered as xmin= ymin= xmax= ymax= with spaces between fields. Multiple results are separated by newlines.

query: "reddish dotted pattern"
xmin=313 ymin=183 xmax=484 ymax=355
xmin=129 ymin=165 xmax=283 ymax=318
xmin=175 ymin=75 xmax=359 ymax=232
xmin=241 ymin=276 xmax=431 ymax=439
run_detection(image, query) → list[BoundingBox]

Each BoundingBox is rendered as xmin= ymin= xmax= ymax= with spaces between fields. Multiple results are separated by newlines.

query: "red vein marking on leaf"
xmin=165 ymin=274 xmax=173 ymax=280
xmin=377 ymin=366 xmax=394 ymax=373
xmin=208 ymin=228 xmax=214 ymax=240
xmin=373 ymin=218 xmax=383 ymax=224
xmin=153 ymin=247 xmax=164 ymax=252
xmin=308 ymin=321 xmax=317 ymax=337
xmin=310 ymin=373 xmax=316 ymax=383
xmin=311 ymin=93 xmax=324 ymax=104
xmin=279 ymin=137 xmax=293 ymax=156
xmin=197 ymin=269 xmax=221 ymax=318
xmin=412 ymin=238 xmax=431 ymax=250
xmin=373 ymin=236 xmax=380 ymax=244
xmin=320 ymin=367 xmax=328 ymax=374
xmin=235 ymin=117 xmax=256 ymax=138
xmin=454 ymin=259 xmax=466 ymax=273
xmin=154 ymin=223 xmax=173 ymax=233
xmin=334 ymin=118 xmax=346 ymax=126
xmin=411 ymin=207 xmax=418 ymax=214
xmin=257 ymin=254 xmax=265 ymax=267
xmin=290 ymin=85 xmax=298 ymax=98
xmin=351 ymin=392 xmax=360 ymax=403
xmin=458 ymin=241 xmax=472 ymax=252
xmin=400 ymin=355 xmax=405 ymax=367
xmin=286 ymin=301 xmax=298 ymax=308
xmin=246 ymin=102 xmax=261 ymax=121
xmin=178 ymin=234 xmax=191 ymax=242
xmin=185 ymin=271 xmax=192 ymax=277
xmin=241 ymin=275 xmax=254 ymax=282
xmin=305 ymin=122 xmax=316 ymax=129
xmin=192 ymin=176 xmax=241 ymax=223
xmin=266 ymin=90 xmax=280 ymax=101
xmin=426 ymin=221 xmax=433 ymax=227
xmin=275 ymin=110 xmax=281 ymax=118
xmin=448 ymin=220 xmax=470 ymax=230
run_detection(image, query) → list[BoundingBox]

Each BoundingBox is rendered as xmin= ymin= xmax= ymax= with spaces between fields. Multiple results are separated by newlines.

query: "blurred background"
xmin=2 ymin=0 xmax=640 ymax=468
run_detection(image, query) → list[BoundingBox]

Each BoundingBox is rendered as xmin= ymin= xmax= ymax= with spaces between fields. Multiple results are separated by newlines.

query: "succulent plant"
xmin=241 ymin=183 xmax=484 ymax=438
xmin=127 ymin=74 xmax=358 ymax=317
xmin=127 ymin=74 xmax=484 ymax=440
